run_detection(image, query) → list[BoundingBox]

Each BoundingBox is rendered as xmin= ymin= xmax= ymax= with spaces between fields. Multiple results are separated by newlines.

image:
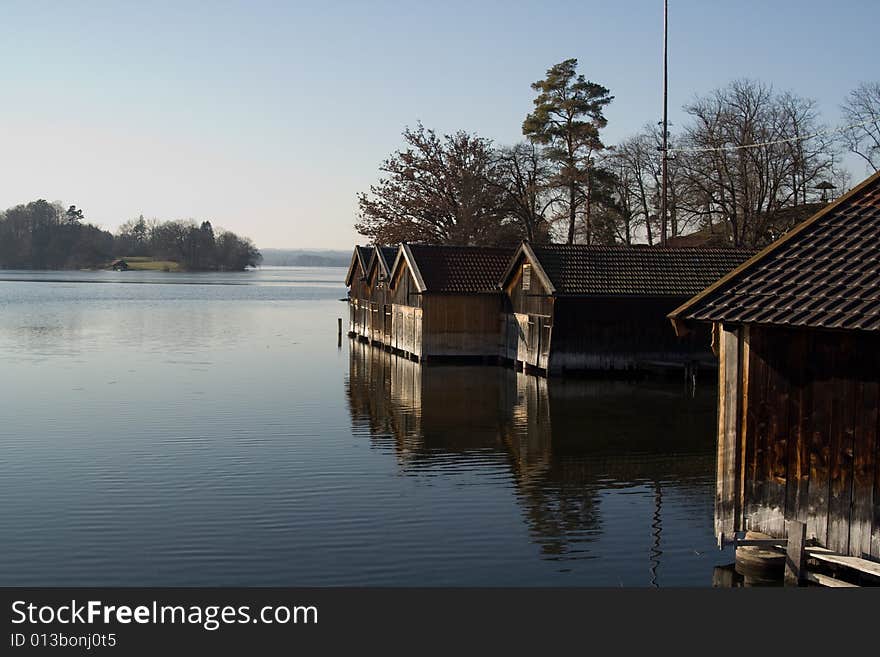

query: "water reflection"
xmin=347 ymin=339 xmax=723 ymax=582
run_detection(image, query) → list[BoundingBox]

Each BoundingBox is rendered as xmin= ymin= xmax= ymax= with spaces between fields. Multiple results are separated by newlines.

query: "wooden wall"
xmin=504 ymin=256 xmax=554 ymax=318
xmin=504 ymin=313 xmax=552 ymax=370
xmin=548 ymin=297 xmax=715 ymax=372
xmin=348 ymin=272 xmax=370 ymax=336
xmin=390 ymin=304 xmax=422 ymax=357
xmin=386 ymin=258 xmax=505 ymax=359
xmin=502 ymin=258 xmax=554 ymax=369
xmin=721 ymin=324 xmax=880 ymax=559
xmin=420 ymin=294 xmax=504 ymax=357
xmin=502 ymin=257 xmax=715 ymax=373
xmin=389 ymin=261 xmax=422 ymax=309
xmin=365 ymin=265 xmax=391 ymax=343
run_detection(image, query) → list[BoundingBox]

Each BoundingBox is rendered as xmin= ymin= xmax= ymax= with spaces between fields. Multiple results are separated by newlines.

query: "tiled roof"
xmin=407 ymin=245 xmax=514 ymax=293
xmin=529 ymin=245 xmax=754 ymax=296
xmin=672 ymin=172 xmax=880 ymax=332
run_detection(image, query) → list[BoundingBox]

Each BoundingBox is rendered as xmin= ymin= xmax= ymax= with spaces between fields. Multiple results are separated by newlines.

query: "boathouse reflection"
xmin=345 ymin=340 xmax=717 ymax=567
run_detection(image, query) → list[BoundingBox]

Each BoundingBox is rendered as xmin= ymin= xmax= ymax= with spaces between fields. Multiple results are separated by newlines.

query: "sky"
xmin=1 ymin=0 xmax=878 ymax=250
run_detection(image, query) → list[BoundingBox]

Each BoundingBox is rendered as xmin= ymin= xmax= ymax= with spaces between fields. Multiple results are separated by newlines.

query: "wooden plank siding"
xmin=348 ymin=273 xmax=370 ymax=337
xmin=726 ymin=325 xmax=880 ymax=559
xmin=391 ymin=305 xmax=422 ymax=358
xmin=364 ymin=263 xmax=391 ymax=344
xmin=548 ymin=297 xmax=715 ymax=373
xmin=420 ymin=294 xmax=504 ymax=358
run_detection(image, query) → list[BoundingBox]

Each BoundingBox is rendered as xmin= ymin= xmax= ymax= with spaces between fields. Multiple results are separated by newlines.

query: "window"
xmin=522 ymin=264 xmax=531 ymax=291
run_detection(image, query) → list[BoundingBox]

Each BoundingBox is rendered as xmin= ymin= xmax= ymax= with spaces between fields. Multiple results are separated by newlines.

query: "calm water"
xmin=0 ymin=267 xmax=732 ymax=586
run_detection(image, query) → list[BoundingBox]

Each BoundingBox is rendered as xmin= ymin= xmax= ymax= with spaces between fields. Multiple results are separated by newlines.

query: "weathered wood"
xmin=786 ymin=331 xmax=811 ymax=527
xmin=784 ymin=520 xmax=807 ymax=586
xmin=805 ymin=571 xmax=859 ymax=588
xmin=744 ymin=327 xmax=770 ymax=531
xmin=828 ymin=338 xmax=856 ymax=555
xmin=806 ymin=336 xmax=832 ymax=547
xmin=738 ymin=326 xmax=750 ymax=531
xmin=716 ymin=323 xmax=880 ymax=560
xmin=847 ymin=371 xmax=874 ymax=555
xmin=874 ymin=393 xmax=880 ymax=559
xmin=716 ymin=325 xmax=741 ymax=538
xmin=805 ymin=546 xmax=880 ymax=579
xmin=763 ymin=332 xmax=789 ymax=538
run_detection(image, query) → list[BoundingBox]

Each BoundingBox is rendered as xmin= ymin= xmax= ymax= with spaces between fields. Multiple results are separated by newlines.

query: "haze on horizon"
xmin=1 ymin=0 xmax=877 ymax=250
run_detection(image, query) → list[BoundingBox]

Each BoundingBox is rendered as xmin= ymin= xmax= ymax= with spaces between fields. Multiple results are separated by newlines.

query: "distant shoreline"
xmin=258 ymin=249 xmax=350 ymax=268
xmin=0 ymin=263 xmax=347 ymax=273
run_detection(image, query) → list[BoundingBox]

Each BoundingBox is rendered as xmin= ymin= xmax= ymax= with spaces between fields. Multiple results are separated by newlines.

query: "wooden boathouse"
xmin=386 ymin=244 xmax=513 ymax=361
xmin=362 ymin=245 xmax=399 ymax=345
xmin=669 ymin=170 xmax=880 ymax=562
xmin=500 ymin=242 xmax=753 ymax=374
xmin=345 ymin=245 xmax=374 ymax=337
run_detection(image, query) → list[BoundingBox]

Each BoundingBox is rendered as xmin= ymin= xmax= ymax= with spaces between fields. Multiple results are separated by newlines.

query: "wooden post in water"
xmin=338 ymin=317 xmax=342 ymax=347
xmin=784 ymin=520 xmax=807 ymax=586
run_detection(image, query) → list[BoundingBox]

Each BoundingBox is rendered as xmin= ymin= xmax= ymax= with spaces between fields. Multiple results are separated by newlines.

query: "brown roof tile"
xmin=527 ymin=245 xmax=754 ymax=297
xmin=406 ymin=245 xmax=514 ymax=294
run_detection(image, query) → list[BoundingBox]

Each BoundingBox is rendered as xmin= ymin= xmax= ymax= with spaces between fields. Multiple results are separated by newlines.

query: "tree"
xmin=355 ymin=123 xmax=512 ymax=246
xmin=116 ymin=215 xmax=147 ymax=255
xmin=215 ymin=231 xmax=262 ymax=270
xmin=841 ymin=82 xmax=880 ymax=172
xmin=0 ymin=200 xmax=114 ymax=269
xmin=523 ymin=59 xmax=613 ymax=244
xmin=676 ymin=80 xmax=840 ymax=247
xmin=65 ymin=205 xmax=84 ymax=224
xmin=494 ymin=142 xmax=556 ymax=242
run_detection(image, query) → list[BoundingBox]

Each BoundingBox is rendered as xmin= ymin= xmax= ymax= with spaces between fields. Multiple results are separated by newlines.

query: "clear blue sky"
xmin=1 ymin=0 xmax=877 ymax=249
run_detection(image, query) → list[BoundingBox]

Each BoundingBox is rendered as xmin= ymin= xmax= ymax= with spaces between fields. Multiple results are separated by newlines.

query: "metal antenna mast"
xmin=660 ymin=0 xmax=669 ymax=245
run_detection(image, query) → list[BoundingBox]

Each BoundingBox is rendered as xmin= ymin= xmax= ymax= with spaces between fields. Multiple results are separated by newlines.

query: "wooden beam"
xmin=716 ymin=325 xmax=741 ymax=538
xmin=785 ymin=520 xmax=807 ymax=586
xmin=738 ymin=326 xmax=750 ymax=531
xmin=805 ymin=547 xmax=880 ymax=579
xmin=805 ymin=572 xmax=859 ymax=588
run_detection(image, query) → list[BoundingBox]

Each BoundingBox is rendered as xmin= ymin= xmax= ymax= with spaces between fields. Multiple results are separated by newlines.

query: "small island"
xmin=0 ymin=200 xmax=261 ymax=271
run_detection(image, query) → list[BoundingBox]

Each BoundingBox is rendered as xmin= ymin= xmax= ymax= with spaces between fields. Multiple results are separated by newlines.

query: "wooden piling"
xmin=338 ymin=317 xmax=342 ymax=347
xmin=784 ymin=520 xmax=807 ymax=586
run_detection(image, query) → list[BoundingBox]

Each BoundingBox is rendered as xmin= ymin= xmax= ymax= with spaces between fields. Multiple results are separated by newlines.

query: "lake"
xmin=0 ymin=267 xmax=733 ymax=586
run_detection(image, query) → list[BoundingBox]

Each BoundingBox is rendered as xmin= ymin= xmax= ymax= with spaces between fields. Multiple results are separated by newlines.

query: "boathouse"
xmin=345 ymin=245 xmax=374 ymax=337
xmin=499 ymin=242 xmax=753 ymax=374
xmin=386 ymin=244 xmax=513 ymax=361
xmin=668 ymin=171 xmax=880 ymax=560
xmin=363 ymin=245 xmax=399 ymax=345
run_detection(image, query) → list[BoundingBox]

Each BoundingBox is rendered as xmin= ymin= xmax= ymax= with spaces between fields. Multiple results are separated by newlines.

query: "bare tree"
xmin=676 ymin=80 xmax=838 ymax=247
xmin=609 ymin=132 xmax=658 ymax=245
xmin=607 ymin=126 xmax=695 ymax=245
xmin=495 ymin=142 xmax=557 ymax=242
xmin=841 ymin=82 xmax=880 ymax=172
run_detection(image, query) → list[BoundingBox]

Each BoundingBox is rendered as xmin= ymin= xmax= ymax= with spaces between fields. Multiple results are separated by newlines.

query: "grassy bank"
xmin=119 ymin=257 xmax=183 ymax=272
